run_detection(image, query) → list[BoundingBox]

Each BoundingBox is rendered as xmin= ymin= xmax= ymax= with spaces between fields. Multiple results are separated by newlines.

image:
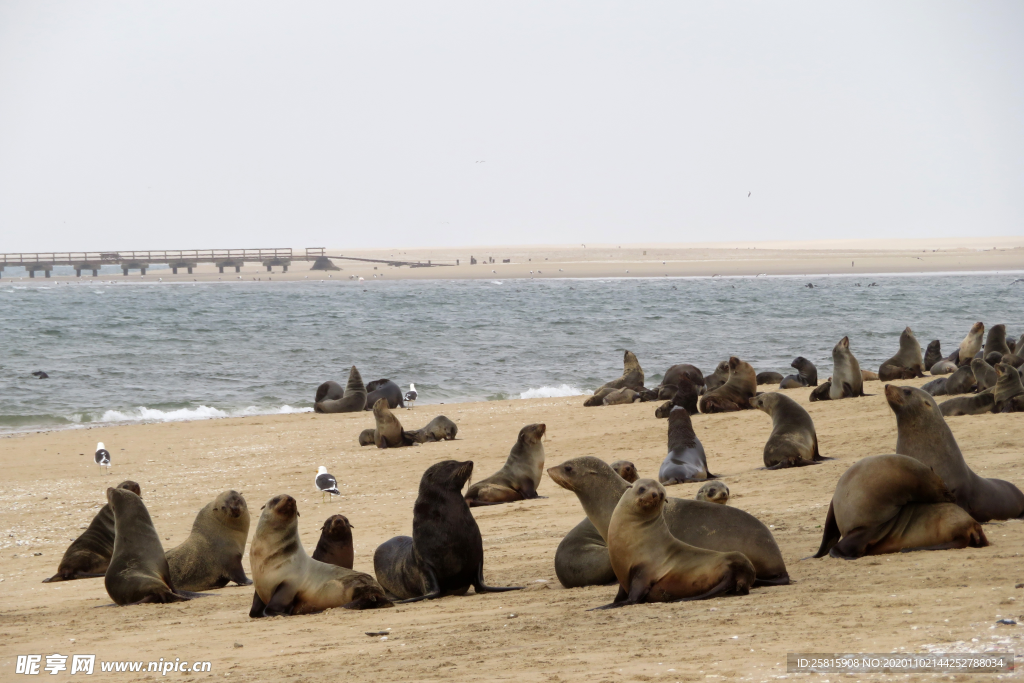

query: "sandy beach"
xmin=2 ymin=374 xmax=1022 ymax=681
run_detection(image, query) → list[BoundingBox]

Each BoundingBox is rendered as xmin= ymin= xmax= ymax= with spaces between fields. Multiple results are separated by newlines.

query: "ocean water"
xmin=1 ymin=273 xmax=1022 ymax=433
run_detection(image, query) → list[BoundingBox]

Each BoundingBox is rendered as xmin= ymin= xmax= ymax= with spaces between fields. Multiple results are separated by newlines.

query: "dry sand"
xmin=2 ymin=375 xmax=1023 ymax=681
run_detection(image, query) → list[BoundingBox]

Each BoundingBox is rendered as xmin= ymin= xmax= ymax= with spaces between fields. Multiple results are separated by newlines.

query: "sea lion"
xmin=985 ymin=351 xmax=1004 ymax=366
xmin=584 ymin=387 xmax=614 ymax=406
xmin=548 ymin=457 xmax=789 ymax=586
xmin=371 ymin=398 xmax=413 ymax=448
xmin=166 ymin=490 xmax=251 ymax=591
xmin=406 ymin=415 xmax=459 ymax=443
xmin=696 ymin=481 xmax=729 ymax=504
xmin=920 ymin=377 xmax=948 ymax=396
xmin=661 ymin=364 xmax=705 ymax=390
xmin=363 ymin=379 xmax=405 ymax=410
xmin=703 ymin=361 xmax=731 ymax=393
xmin=610 ymin=460 xmax=639 ymax=483
xmin=984 ymin=324 xmax=1011 ymax=357
xmin=993 ymin=363 xmax=1024 ymax=412
xmin=749 ymin=392 xmax=826 ymax=469
xmin=659 ymin=406 xmax=712 ymax=484
xmin=603 ymin=387 xmax=642 ymax=405
xmin=827 ymin=337 xmax=865 ymax=399
xmin=554 ymin=519 xmax=617 ymax=588
xmin=944 ymin=365 xmax=977 ymax=395
xmin=43 ymin=480 xmax=141 ymax=583
xmin=596 ymin=350 xmax=645 ymax=393
xmin=756 ymin=371 xmax=784 ymax=385
xmin=654 ymin=400 xmax=673 ymax=418
xmin=636 ymin=387 xmax=661 ymax=402
xmin=930 ymin=360 xmax=958 ymax=375
xmin=315 ymin=381 xmax=345 ymax=403
xmin=970 ymin=358 xmax=997 ymax=392
xmin=465 ymin=424 xmax=546 ymax=506
xmin=1009 ymin=337 xmax=1018 ymax=354
xmin=249 ymin=495 xmax=391 ymax=616
xmin=311 ymin=514 xmax=354 ymax=569
xmin=661 ymin=374 xmax=700 ymax=413
xmin=878 ymin=327 xmax=925 ymax=380
xmin=357 ymin=429 xmax=376 ymax=446
xmin=1002 ymin=353 xmax=1024 ymax=369
xmin=812 ymin=454 xmax=987 ymax=559
xmin=374 ymin=460 xmax=523 ymax=601
xmin=657 ymin=385 xmax=678 ymax=400
xmin=809 ymin=381 xmax=832 ymax=401
xmin=957 ymin=322 xmax=984 ymax=365
xmin=600 ymin=479 xmax=755 ymax=608
xmin=314 ymin=366 xmax=367 ymax=413
xmin=939 ymin=392 xmax=995 ymax=417
xmin=105 ymin=487 xmax=191 ymax=605
xmin=861 ymin=370 xmax=879 ymax=381
xmin=780 ymin=357 xmax=818 ymax=389
xmin=923 ymin=340 xmax=943 ymax=371
xmin=698 ymin=357 xmax=756 ymax=413
xmin=887 ymin=384 xmax=1024 ymax=521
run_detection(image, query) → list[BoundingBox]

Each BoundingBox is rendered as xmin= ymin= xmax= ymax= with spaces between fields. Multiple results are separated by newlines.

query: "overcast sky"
xmin=1 ymin=2 xmax=1021 ymax=252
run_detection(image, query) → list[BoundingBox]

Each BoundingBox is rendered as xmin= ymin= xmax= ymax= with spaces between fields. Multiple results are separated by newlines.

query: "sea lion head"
xmin=657 ymin=384 xmax=678 ymax=400
xmin=623 ymin=350 xmax=641 ymax=372
xmin=517 ymin=423 xmax=546 ymax=446
xmin=320 ymin=514 xmax=353 ymax=539
xmin=609 ymin=460 xmax=638 ymax=483
xmin=372 ymin=397 xmax=391 ymax=419
xmin=209 ymin=490 xmax=250 ymax=534
xmin=106 ymin=485 xmax=143 ymax=512
xmin=970 ymin=322 xmax=984 ymax=335
xmin=985 ymin=351 xmax=1004 ymax=366
xmin=623 ymin=478 xmax=666 ymax=518
xmin=884 ymin=384 xmax=940 ymax=419
xmin=654 ymin=400 xmax=673 ymax=418
xmin=791 ymin=356 xmax=810 ymax=371
xmin=696 ymin=481 xmax=730 ymax=504
xmin=834 ymin=336 xmax=850 ymax=353
xmin=117 ymin=480 xmax=142 ymax=497
xmin=748 ymin=393 xmax=771 ymax=413
xmin=728 ymin=356 xmax=742 ymax=372
xmin=420 ymin=460 xmax=474 ymax=493
xmin=358 ymin=429 xmax=376 ymax=446
xmin=260 ymin=494 xmax=299 ymax=530
xmin=547 ymin=456 xmax=618 ymax=493
xmin=365 ymin=378 xmax=390 ymax=393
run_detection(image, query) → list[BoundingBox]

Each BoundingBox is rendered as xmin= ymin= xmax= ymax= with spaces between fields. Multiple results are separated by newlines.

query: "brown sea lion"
xmin=886 ymin=384 xmax=1024 ymax=522
xmin=920 ymin=377 xmax=948 ymax=396
xmin=465 ymin=424 xmax=546 ymax=506
xmin=357 ymin=429 xmax=376 ymax=446
xmin=610 ymin=460 xmax=639 ymax=483
xmin=780 ymin=357 xmax=818 ymax=389
xmin=993 ymin=363 xmax=1024 ymax=412
xmin=596 ymin=350 xmax=645 ymax=393
xmin=1002 ymin=353 xmax=1024 ymax=369
xmin=698 ymin=357 xmax=756 ymax=413
xmin=939 ymin=392 xmax=995 ymax=417
xmin=43 ymin=480 xmax=141 ymax=583
xmin=703 ymin=361 xmax=731 ymax=393
xmin=600 ymin=479 xmax=755 ymax=608
xmin=957 ymin=322 xmax=984 ymax=365
xmin=548 ymin=457 xmax=788 ymax=586
xmin=749 ymin=393 xmax=827 ymax=469
xmin=249 ymin=494 xmax=391 ymax=616
xmin=812 ymin=454 xmax=988 ymax=559
xmin=878 ymin=326 xmax=925 ymax=380
xmin=314 ymin=366 xmax=367 ymax=413
xmin=756 ymin=371 xmax=784 ymax=385
xmin=583 ymin=387 xmax=616 ymax=407
xmin=861 ymin=370 xmax=879 ymax=381
xmin=809 ymin=381 xmax=832 ymax=401
xmin=602 ymin=387 xmax=642 ymax=405
xmin=695 ymin=481 xmax=730 ymax=504
xmin=970 ymin=358 xmax=997 ymax=392
xmin=923 ymin=340 xmax=943 ymax=371
xmin=661 ymin=364 xmax=705 ymax=390
xmin=985 ymin=351 xmax=1004 ymax=366
xmin=659 ymin=406 xmax=712 ymax=484
xmin=311 ymin=514 xmax=354 ymax=569
xmin=406 ymin=415 xmax=458 ymax=443
xmin=654 ymin=400 xmax=673 ymax=418
xmin=930 ymin=360 xmax=958 ymax=375
xmin=554 ymin=519 xmax=617 ymax=588
xmin=984 ymin=324 xmax=1011 ymax=357
xmin=944 ymin=364 xmax=977 ymax=395
xmin=371 ymin=398 xmax=414 ymax=448
xmin=657 ymin=385 xmax=679 ymax=400
xmin=829 ymin=337 xmax=865 ymax=399
xmin=105 ymin=487 xmax=192 ymax=605
xmin=166 ymin=490 xmax=251 ymax=591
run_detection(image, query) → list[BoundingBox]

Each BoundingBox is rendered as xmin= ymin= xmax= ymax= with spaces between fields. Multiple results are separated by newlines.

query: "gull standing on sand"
xmin=315 ymin=466 xmax=340 ymax=503
xmin=95 ymin=442 xmax=111 ymax=474
xmin=405 ymin=384 xmax=418 ymax=409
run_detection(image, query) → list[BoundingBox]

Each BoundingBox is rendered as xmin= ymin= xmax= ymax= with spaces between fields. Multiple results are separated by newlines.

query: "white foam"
xmin=97 ymin=404 xmax=312 ymax=424
xmin=519 ymin=384 xmax=587 ymax=399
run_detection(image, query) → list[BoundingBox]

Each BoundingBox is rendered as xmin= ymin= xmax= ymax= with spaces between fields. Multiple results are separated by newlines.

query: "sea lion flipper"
xmin=472 ymin=562 xmax=523 ymax=594
xmin=249 ymin=589 xmax=267 ymax=618
xmin=261 ymin=581 xmax=299 ymax=617
xmin=397 ymin=566 xmax=443 ymax=603
xmin=668 ymin=574 xmax=736 ymax=602
xmin=812 ymin=502 xmax=840 ymax=558
xmin=227 ymin=556 xmax=252 ymax=586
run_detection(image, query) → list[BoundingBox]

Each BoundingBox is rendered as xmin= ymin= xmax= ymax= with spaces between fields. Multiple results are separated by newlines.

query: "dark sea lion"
xmin=363 ymin=379 xmax=405 ymax=410
xmin=314 ymin=366 xmax=367 ymax=413
xmin=657 ymin=384 xmax=678 ymax=400
xmin=249 ymin=495 xmax=391 ymax=616
xmin=939 ymin=392 xmax=995 ymax=417
xmin=44 ymin=480 xmax=141 ymax=583
xmin=610 ymin=460 xmax=639 ymax=483
xmin=654 ymin=400 xmax=673 ymax=418
xmin=985 ymin=351 xmax=1004 ymax=366
xmin=878 ymin=326 xmax=925 ymax=380
xmin=809 ymin=381 xmax=832 ymax=401
xmin=780 ymin=356 xmax=818 ymax=389
xmin=756 ymin=371 xmax=784 ymax=385
xmin=1002 ymin=353 xmax=1024 ymax=369
xmin=661 ymin=364 xmax=704 ymax=390
xmin=659 ymin=406 xmax=712 ymax=484
xmin=465 ymin=424 xmax=546 ymax=506
xmin=930 ymin=360 xmax=958 ymax=375
xmin=357 ymin=429 xmax=376 ymax=446
xmin=923 ymin=340 xmax=943 ymax=371
xmin=554 ymin=519 xmax=617 ymax=588
xmin=105 ymin=487 xmax=191 ymax=605
xmin=696 ymin=481 xmax=730 ymax=504
xmin=637 ymin=387 xmax=661 ymax=402
xmin=944 ymin=364 xmax=977 ymax=395
xmin=662 ymin=374 xmax=700 ymax=413
xmin=749 ymin=392 xmax=826 ymax=469
xmin=829 ymin=337 xmax=865 ymax=399
xmin=166 ymin=490 xmax=251 ymax=591
xmin=993 ymin=362 xmax=1024 ymax=412
xmin=548 ymin=457 xmax=789 ymax=585
xmin=311 ymin=514 xmax=354 ymax=569
xmin=372 ymin=398 xmax=414 ymax=448
xmin=374 ymin=460 xmax=522 ymax=601
xmin=596 ymin=350 xmax=645 ymax=393
xmin=887 ymin=384 xmax=1024 ymax=522
xmin=699 ymin=356 xmax=756 ymax=413
xmin=984 ymin=324 xmax=1011 ymax=357
xmin=703 ymin=361 xmax=731 ymax=393
xmin=583 ymin=387 xmax=615 ymax=407
xmin=970 ymin=358 xmax=997 ymax=392
xmin=315 ymin=380 xmax=345 ymax=403
xmin=600 ymin=479 xmax=755 ymax=608
xmin=813 ymin=454 xmax=988 ymax=559
xmin=920 ymin=377 xmax=948 ymax=396
xmin=1009 ymin=337 xmax=1017 ymax=354
xmin=406 ymin=415 xmax=459 ymax=443
xmin=958 ymin=322 xmax=984 ymax=365
xmin=603 ymin=387 xmax=642 ymax=405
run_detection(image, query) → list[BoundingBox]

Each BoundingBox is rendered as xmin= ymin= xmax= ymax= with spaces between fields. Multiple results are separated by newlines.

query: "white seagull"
xmin=405 ymin=383 xmax=418 ymax=409
xmin=95 ymin=442 xmax=111 ymax=474
xmin=315 ymin=466 xmax=340 ymax=503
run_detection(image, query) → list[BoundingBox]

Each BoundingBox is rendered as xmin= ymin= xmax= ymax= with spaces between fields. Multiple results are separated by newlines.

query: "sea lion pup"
xmin=374 ymin=460 xmax=523 ymax=601
xmin=887 ymin=384 xmax=1024 ymax=522
xmin=756 ymin=371 xmax=784 ymax=385
xmin=829 ymin=336 xmax=865 ymax=399
xmin=583 ymin=387 xmax=616 ymax=407
xmin=861 ymin=370 xmax=879 ymax=381
xmin=993 ymin=362 xmax=1024 ymax=412
xmin=166 ymin=490 xmax=251 ymax=591
xmin=985 ymin=351 xmax=1004 ymax=366
xmin=249 ymin=495 xmax=391 ymax=616
xmin=984 ymin=324 xmax=1011 ymax=357
xmin=610 ymin=460 xmax=639 ymax=483
xmin=698 ymin=357 xmax=756 ymax=413
xmin=314 ymin=366 xmax=367 ymax=413
xmin=878 ymin=327 xmax=925 ymax=380
xmin=930 ymin=359 xmax=958 ymax=375
xmin=812 ymin=454 xmax=987 ymax=559
xmin=749 ymin=393 xmax=827 ymax=469
xmin=603 ymin=387 xmax=642 ymax=405
xmin=600 ymin=479 xmax=755 ymax=608
xmin=780 ymin=357 xmax=818 ymax=389
xmin=957 ymin=322 xmax=985 ymax=365
xmin=105 ymin=487 xmax=192 ymax=605
xmin=659 ymin=406 xmax=712 ymax=484
xmin=944 ymin=364 xmax=977 ymax=395
xmin=696 ymin=481 xmax=730 ymax=504
xmin=939 ymin=392 xmax=995 ymax=417
xmin=44 ymin=480 xmax=141 ymax=583
xmin=311 ymin=514 xmax=354 ymax=569
xmin=703 ymin=361 xmax=731 ymax=393
xmin=655 ymin=401 xmax=673 ymax=418
xmin=315 ymin=380 xmax=345 ymax=403
xmin=406 ymin=415 xmax=459 ymax=443
xmin=809 ymin=380 xmax=832 ymax=402
xmin=371 ymin=398 xmax=413 ymax=448
xmin=658 ymin=374 xmax=700 ymax=413
xmin=363 ymin=379 xmax=405 ymax=410
xmin=357 ymin=429 xmax=376 ymax=446
xmin=547 ymin=457 xmax=789 ymax=586
xmin=924 ymin=340 xmax=943 ymax=371
xmin=920 ymin=377 xmax=948 ymax=396
xmin=595 ymin=350 xmax=645 ymax=393
xmin=970 ymin=358 xmax=997 ymax=392
xmin=465 ymin=423 xmax=546 ymax=506
xmin=636 ymin=387 xmax=661 ymax=402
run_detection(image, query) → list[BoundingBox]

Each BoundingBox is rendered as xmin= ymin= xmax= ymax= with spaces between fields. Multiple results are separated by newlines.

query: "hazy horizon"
xmin=1 ymin=2 xmax=1022 ymax=252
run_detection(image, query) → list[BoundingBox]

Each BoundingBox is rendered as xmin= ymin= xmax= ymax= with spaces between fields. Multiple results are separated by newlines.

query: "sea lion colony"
xmin=41 ymin=321 xmax=1024 ymax=613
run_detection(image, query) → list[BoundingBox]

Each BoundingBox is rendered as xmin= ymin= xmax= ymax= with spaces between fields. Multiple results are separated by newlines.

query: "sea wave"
xmin=97 ymin=404 xmax=312 ymax=424
xmin=519 ymin=384 xmax=587 ymax=399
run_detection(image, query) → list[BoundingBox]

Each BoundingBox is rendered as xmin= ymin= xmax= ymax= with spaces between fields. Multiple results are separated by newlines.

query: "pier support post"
xmin=189 ymin=267 xmax=194 ymax=274
xmin=122 ymin=267 xmax=129 ymax=276
xmin=92 ymin=270 xmax=98 ymax=277
xmin=29 ymin=270 xmax=35 ymax=278
xmin=45 ymin=270 xmax=51 ymax=278
xmin=76 ymin=269 xmax=82 ymax=277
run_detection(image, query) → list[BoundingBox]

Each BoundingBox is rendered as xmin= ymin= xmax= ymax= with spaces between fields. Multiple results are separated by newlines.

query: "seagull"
xmin=748 ymin=191 xmax=751 ymax=197
xmin=95 ymin=442 xmax=111 ymax=474
xmin=315 ymin=466 xmax=340 ymax=503
xmin=405 ymin=383 xmax=418 ymax=409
